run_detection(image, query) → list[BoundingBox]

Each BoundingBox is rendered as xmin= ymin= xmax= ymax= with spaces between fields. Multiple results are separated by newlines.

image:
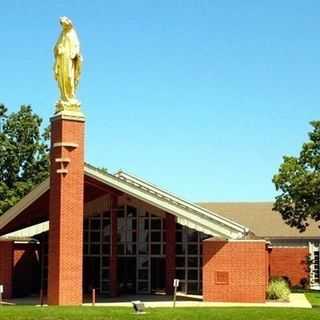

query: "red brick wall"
xmin=0 ymin=241 xmax=13 ymax=299
xmin=269 ymin=247 xmax=309 ymax=287
xmin=48 ymin=115 xmax=85 ymax=305
xmin=165 ymin=213 xmax=176 ymax=295
xmin=203 ymin=240 xmax=267 ymax=303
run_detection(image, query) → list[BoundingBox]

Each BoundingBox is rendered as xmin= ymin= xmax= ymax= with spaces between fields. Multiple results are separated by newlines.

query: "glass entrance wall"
xmin=176 ymin=223 xmax=209 ymax=294
xmin=83 ymin=199 xmax=209 ymax=296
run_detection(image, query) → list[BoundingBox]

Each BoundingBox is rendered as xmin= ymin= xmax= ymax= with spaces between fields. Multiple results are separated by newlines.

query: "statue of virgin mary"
xmin=54 ymin=17 xmax=83 ymax=110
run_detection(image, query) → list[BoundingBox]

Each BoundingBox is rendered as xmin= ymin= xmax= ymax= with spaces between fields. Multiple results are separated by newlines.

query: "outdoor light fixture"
xmin=132 ymin=300 xmax=145 ymax=314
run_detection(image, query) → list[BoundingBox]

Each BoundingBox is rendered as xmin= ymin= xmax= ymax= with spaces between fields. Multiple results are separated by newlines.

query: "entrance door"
xmin=151 ymin=257 xmax=165 ymax=293
xmin=118 ymin=257 xmax=136 ymax=294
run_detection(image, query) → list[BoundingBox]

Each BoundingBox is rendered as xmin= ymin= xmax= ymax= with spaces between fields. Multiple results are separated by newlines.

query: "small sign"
xmin=173 ymin=279 xmax=180 ymax=288
xmin=0 ymin=285 xmax=3 ymax=294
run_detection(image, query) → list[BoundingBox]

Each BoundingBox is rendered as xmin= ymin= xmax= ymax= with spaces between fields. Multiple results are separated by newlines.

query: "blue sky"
xmin=1 ymin=1 xmax=319 ymax=202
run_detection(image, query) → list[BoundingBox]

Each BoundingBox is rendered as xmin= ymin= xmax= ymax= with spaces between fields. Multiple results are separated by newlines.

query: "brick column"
xmin=0 ymin=241 xmax=13 ymax=299
xmin=165 ymin=213 xmax=176 ymax=295
xmin=110 ymin=195 xmax=118 ymax=297
xmin=47 ymin=112 xmax=85 ymax=305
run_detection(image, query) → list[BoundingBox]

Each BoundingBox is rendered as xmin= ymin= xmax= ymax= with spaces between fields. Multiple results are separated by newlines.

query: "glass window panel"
xmin=178 ymin=281 xmax=186 ymax=292
xmin=127 ymin=206 xmax=137 ymax=218
xmin=188 ymin=270 xmax=198 ymax=281
xmin=138 ymin=209 xmax=147 ymax=217
xmin=138 ymin=281 xmax=148 ymax=292
xmin=187 ymin=282 xmax=198 ymax=293
xmin=138 ymin=243 xmax=148 ymax=255
xmin=102 ymin=210 xmax=111 ymax=217
xmin=151 ymin=219 xmax=161 ymax=230
xmin=176 ymin=257 xmax=185 ymax=268
xmin=188 ymin=257 xmax=198 ymax=268
xmin=84 ymin=231 xmax=89 ymax=243
xmin=138 ymin=230 xmax=149 ymax=242
xmin=151 ymin=244 xmax=161 ymax=255
xmin=102 ymin=269 xmax=109 ymax=279
xmin=187 ymin=229 xmax=198 ymax=242
xmin=176 ymin=244 xmax=186 ymax=255
xmin=151 ymin=232 xmax=161 ymax=242
xmin=83 ymin=244 xmax=89 ymax=255
xmin=84 ymin=219 xmax=89 ymax=229
xmin=188 ymin=244 xmax=198 ymax=255
xmin=117 ymin=210 xmax=125 ymax=217
xmin=90 ymin=231 xmax=100 ymax=242
xmin=102 ymin=244 xmax=110 ymax=255
xmin=176 ymin=231 xmax=182 ymax=242
xmin=199 ymin=233 xmax=209 ymax=241
xmin=138 ymin=269 xmax=148 ymax=280
xmin=126 ymin=243 xmax=136 ymax=255
xmin=138 ymin=256 xmax=149 ymax=269
xmin=117 ymin=218 xmax=125 ymax=232
xmin=102 ymin=219 xmax=111 ymax=228
xmin=176 ymin=269 xmax=185 ymax=280
xmin=176 ymin=223 xmax=183 ymax=230
xmin=102 ymin=234 xmax=110 ymax=243
xmin=117 ymin=244 xmax=125 ymax=255
xmin=101 ymin=281 xmax=110 ymax=292
xmin=102 ymin=258 xmax=110 ymax=268
xmin=91 ymin=244 xmax=100 ymax=255
xmin=91 ymin=219 xmax=101 ymax=230
xmin=127 ymin=217 xmax=134 ymax=231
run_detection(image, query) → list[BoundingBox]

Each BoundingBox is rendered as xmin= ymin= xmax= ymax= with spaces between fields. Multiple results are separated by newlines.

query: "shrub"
xmin=267 ymin=278 xmax=291 ymax=302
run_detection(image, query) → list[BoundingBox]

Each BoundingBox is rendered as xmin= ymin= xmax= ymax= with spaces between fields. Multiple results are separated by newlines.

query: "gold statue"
xmin=54 ymin=17 xmax=83 ymax=112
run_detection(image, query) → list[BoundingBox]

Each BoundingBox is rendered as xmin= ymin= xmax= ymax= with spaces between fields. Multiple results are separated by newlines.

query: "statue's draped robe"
xmin=54 ymin=28 xmax=82 ymax=102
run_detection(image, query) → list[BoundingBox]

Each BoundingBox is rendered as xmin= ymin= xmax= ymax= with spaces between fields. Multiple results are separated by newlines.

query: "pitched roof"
xmin=0 ymin=164 xmax=248 ymax=239
xmin=198 ymin=202 xmax=320 ymax=239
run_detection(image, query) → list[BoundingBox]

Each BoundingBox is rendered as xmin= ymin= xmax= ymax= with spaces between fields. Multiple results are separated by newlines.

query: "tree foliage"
xmin=273 ymin=121 xmax=320 ymax=231
xmin=0 ymin=104 xmax=49 ymax=215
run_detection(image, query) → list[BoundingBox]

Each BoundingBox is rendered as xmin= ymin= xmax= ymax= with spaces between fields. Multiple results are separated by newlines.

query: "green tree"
xmin=273 ymin=121 xmax=320 ymax=231
xmin=0 ymin=104 xmax=49 ymax=215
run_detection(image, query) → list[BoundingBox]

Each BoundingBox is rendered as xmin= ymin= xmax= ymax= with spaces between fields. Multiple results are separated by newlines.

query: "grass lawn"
xmin=304 ymin=290 xmax=320 ymax=307
xmin=0 ymin=306 xmax=318 ymax=320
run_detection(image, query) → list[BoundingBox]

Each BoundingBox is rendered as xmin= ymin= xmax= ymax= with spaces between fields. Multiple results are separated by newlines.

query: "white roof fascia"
xmin=0 ymin=178 xmax=50 ymax=230
xmin=115 ymin=170 xmax=248 ymax=234
xmin=86 ymin=166 xmax=248 ymax=239
xmin=2 ymin=221 xmax=49 ymax=238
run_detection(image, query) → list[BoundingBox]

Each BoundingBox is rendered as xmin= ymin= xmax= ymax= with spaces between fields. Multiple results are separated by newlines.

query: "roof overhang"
xmin=0 ymin=164 xmax=249 ymax=239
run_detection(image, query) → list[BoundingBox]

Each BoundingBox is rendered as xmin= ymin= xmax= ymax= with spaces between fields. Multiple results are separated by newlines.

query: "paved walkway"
xmin=85 ymin=293 xmax=311 ymax=308
xmin=7 ymin=293 xmax=311 ymax=308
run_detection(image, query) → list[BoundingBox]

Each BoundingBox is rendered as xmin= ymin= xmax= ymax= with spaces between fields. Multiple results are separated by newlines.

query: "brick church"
xmin=0 ymin=18 xmax=319 ymax=305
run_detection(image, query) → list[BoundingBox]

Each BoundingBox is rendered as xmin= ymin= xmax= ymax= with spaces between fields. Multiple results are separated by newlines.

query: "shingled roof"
xmin=198 ymin=202 xmax=320 ymax=239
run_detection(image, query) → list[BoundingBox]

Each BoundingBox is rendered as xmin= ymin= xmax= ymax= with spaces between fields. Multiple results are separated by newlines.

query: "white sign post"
xmin=173 ymin=279 xmax=180 ymax=308
xmin=0 ymin=285 xmax=3 ymax=305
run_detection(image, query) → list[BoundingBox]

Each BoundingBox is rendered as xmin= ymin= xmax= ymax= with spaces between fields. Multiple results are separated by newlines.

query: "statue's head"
xmin=59 ymin=16 xmax=73 ymax=31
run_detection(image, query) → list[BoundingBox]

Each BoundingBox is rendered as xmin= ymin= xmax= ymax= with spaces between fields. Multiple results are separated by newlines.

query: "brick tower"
xmin=47 ymin=109 xmax=85 ymax=305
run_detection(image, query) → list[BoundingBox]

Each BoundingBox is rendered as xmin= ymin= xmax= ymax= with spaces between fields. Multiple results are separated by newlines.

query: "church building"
xmin=0 ymin=17 xmax=319 ymax=306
